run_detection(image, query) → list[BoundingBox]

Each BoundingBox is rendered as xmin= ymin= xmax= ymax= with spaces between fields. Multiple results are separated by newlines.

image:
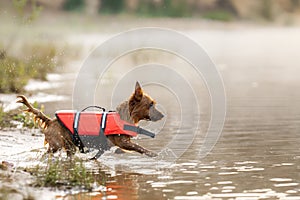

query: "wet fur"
xmin=16 ymin=95 xmax=76 ymax=156
xmin=17 ymin=82 xmax=163 ymax=157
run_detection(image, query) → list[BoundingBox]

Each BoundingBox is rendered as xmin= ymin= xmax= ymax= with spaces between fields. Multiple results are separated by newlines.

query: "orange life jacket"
xmin=55 ymin=110 xmax=138 ymax=137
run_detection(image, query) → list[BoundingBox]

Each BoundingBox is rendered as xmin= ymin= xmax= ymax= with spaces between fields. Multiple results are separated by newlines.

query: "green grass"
xmin=27 ymin=156 xmax=106 ymax=190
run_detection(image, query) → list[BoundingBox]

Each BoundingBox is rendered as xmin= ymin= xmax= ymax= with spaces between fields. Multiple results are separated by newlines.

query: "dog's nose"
xmin=159 ymin=112 xmax=164 ymax=119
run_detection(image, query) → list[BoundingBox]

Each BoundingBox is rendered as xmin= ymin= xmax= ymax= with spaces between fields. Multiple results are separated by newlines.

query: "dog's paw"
xmin=114 ymin=147 xmax=126 ymax=154
xmin=145 ymin=151 xmax=158 ymax=157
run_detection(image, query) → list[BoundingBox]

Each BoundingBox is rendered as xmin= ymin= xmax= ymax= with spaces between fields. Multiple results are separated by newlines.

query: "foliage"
xmin=0 ymin=41 xmax=81 ymax=128
xmin=22 ymin=43 xmax=57 ymax=81
xmin=261 ymin=0 xmax=274 ymax=21
xmin=12 ymin=0 xmax=43 ymax=24
xmin=100 ymin=0 xmax=124 ymax=14
xmin=203 ymin=10 xmax=233 ymax=22
xmin=0 ymin=56 xmax=28 ymax=93
xmin=0 ymin=43 xmax=59 ymax=93
xmin=98 ymin=0 xmax=191 ymax=17
xmin=28 ymin=156 xmax=106 ymax=190
xmin=0 ymin=105 xmax=11 ymax=128
xmin=161 ymin=0 xmax=190 ymax=18
xmin=63 ymin=0 xmax=85 ymax=11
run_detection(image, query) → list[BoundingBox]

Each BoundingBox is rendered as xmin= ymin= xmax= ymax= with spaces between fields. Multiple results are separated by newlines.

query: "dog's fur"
xmin=17 ymin=82 xmax=163 ymax=157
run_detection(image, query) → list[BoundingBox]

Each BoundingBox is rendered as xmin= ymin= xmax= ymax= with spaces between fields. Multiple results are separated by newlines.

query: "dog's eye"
xmin=149 ymin=102 xmax=154 ymax=108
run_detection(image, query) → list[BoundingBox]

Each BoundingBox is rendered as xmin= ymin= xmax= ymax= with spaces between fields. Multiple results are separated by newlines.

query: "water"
xmin=1 ymin=27 xmax=300 ymax=200
xmin=68 ymin=83 xmax=298 ymax=200
xmin=84 ymin=84 xmax=299 ymax=200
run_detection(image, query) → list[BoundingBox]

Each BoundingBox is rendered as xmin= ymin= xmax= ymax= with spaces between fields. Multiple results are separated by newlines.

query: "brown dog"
xmin=17 ymin=82 xmax=163 ymax=157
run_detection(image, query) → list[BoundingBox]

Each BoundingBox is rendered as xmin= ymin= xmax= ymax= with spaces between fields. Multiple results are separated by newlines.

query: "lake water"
xmin=1 ymin=27 xmax=299 ymax=200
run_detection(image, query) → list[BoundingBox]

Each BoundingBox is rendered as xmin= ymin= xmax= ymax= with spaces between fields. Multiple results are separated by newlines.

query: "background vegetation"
xmin=0 ymin=43 xmax=57 ymax=93
xmin=58 ymin=0 xmax=300 ymax=21
xmin=0 ymin=1 xmax=67 ymax=94
xmin=63 ymin=0 xmax=85 ymax=11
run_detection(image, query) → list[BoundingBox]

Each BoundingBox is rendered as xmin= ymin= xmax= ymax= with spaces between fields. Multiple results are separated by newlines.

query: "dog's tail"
xmin=16 ymin=95 xmax=51 ymax=130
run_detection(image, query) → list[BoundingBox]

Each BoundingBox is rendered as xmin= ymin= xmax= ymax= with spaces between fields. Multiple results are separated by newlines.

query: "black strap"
xmin=90 ymin=112 xmax=109 ymax=159
xmin=72 ymin=109 xmax=111 ymax=159
xmin=81 ymin=106 xmax=105 ymax=112
xmin=73 ymin=111 xmax=85 ymax=153
xmin=123 ymin=125 xmax=156 ymax=138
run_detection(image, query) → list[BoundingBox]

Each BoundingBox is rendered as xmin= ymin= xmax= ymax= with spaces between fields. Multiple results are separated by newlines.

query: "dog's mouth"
xmin=144 ymin=116 xmax=151 ymax=121
xmin=147 ymin=113 xmax=164 ymax=122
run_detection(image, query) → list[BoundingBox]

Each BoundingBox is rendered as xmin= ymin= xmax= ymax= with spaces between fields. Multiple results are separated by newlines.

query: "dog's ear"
xmin=134 ymin=81 xmax=143 ymax=101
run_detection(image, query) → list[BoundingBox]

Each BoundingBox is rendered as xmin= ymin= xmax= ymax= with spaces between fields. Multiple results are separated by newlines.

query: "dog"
xmin=17 ymin=82 xmax=164 ymax=157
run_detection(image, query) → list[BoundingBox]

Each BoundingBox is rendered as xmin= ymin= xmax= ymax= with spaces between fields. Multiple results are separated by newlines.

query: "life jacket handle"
xmin=81 ymin=105 xmax=106 ymax=112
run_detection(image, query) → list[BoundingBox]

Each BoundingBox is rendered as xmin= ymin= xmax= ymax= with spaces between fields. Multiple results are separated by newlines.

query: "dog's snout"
xmin=157 ymin=112 xmax=164 ymax=120
xmin=149 ymin=107 xmax=164 ymax=122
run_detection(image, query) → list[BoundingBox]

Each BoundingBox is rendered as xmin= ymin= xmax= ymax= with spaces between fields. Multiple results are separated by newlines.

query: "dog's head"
xmin=129 ymin=82 xmax=164 ymax=124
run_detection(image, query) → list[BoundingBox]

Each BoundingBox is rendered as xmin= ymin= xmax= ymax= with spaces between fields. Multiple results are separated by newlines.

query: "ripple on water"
xmin=236 ymin=166 xmax=264 ymax=172
xmin=272 ymin=163 xmax=295 ymax=167
xmin=151 ymin=180 xmax=195 ymax=188
xmin=97 ymin=153 xmax=173 ymax=174
xmin=274 ymin=183 xmax=299 ymax=187
xmin=182 ymin=170 xmax=200 ymax=174
xmin=222 ymin=186 xmax=236 ymax=190
xmin=218 ymin=172 xmax=239 ymax=175
xmin=181 ymin=162 xmax=198 ymax=166
xmin=217 ymin=181 xmax=233 ymax=185
xmin=157 ymin=175 xmax=172 ymax=180
xmin=270 ymin=178 xmax=293 ymax=182
xmin=220 ymin=164 xmax=264 ymax=172
xmin=151 ymin=182 xmax=167 ymax=188
xmin=281 ymin=163 xmax=295 ymax=166
xmin=234 ymin=161 xmax=258 ymax=165
xmin=209 ymin=191 xmax=287 ymax=199
xmin=162 ymin=189 xmax=174 ymax=193
xmin=286 ymin=190 xmax=298 ymax=194
xmin=186 ymin=191 xmax=198 ymax=195
xmin=174 ymin=197 xmax=207 ymax=200
xmin=282 ymin=197 xmax=300 ymax=200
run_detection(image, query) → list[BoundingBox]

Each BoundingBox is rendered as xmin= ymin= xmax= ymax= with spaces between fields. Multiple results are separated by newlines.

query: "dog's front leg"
xmin=107 ymin=135 xmax=157 ymax=157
